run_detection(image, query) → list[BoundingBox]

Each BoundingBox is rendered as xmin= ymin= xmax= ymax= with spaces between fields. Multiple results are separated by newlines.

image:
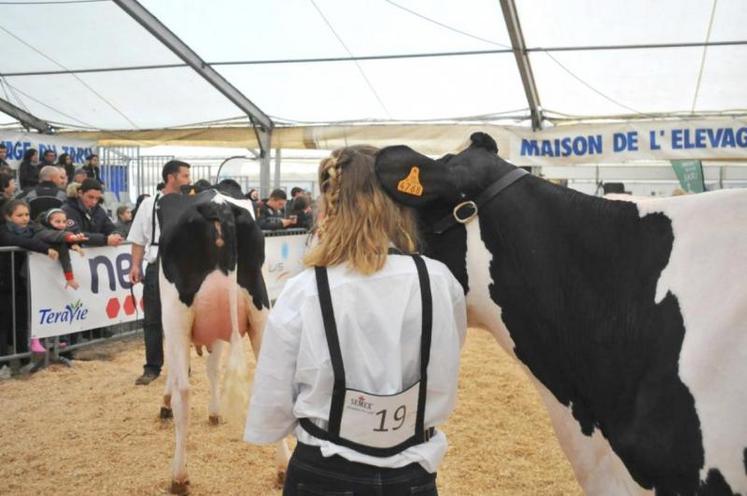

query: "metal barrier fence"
xmin=0 ymin=245 xmax=144 ymax=374
xmin=0 ymin=246 xmax=30 ymax=365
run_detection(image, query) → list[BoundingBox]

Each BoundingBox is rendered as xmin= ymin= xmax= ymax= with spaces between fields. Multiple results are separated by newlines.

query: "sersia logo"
xmin=350 ymin=395 xmax=373 ymax=410
xmin=38 ymin=300 xmax=89 ymax=325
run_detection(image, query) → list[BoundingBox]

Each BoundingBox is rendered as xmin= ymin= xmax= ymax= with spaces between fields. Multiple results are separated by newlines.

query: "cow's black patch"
xmin=377 ymin=136 xmax=709 ymax=495
xmin=229 ymin=202 xmax=268 ymax=310
xmin=159 ymin=192 xmax=267 ymax=310
xmin=698 ymin=469 xmax=739 ymax=495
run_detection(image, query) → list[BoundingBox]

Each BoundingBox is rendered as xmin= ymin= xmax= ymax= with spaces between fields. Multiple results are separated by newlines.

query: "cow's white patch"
xmin=464 ymin=221 xmax=515 ymax=355
xmin=212 ymin=192 xmax=257 ymax=220
xmin=635 ymin=189 xmax=747 ymax=492
xmin=464 ymin=221 xmax=649 ymax=495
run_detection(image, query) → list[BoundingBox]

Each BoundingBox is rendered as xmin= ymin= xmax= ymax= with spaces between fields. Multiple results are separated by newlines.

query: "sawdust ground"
xmin=0 ymin=329 xmax=580 ymax=495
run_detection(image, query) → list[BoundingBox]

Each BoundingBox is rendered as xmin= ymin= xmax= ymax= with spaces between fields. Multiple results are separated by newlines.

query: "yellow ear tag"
xmin=397 ymin=166 xmax=424 ymax=196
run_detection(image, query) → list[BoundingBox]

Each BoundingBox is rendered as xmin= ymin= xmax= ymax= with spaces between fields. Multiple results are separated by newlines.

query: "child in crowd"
xmin=35 ymin=208 xmax=87 ymax=290
xmin=114 ymin=205 xmax=133 ymax=237
xmin=0 ymin=203 xmax=68 ymax=351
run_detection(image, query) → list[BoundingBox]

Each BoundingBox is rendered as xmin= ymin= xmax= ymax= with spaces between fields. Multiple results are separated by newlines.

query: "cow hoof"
xmin=208 ymin=415 xmax=220 ymax=425
xmin=275 ymin=470 xmax=286 ymax=488
xmin=160 ymin=407 xmax=173 ymax=420
xmin=169 ymin=479 xmax=190 ymax=495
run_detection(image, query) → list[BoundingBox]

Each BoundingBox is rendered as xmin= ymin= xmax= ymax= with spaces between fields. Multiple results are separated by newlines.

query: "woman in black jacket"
xmin=57 ymin=153 xmax=75 ymax=183
xmin=18 ymin=148 xmax=40 ymax=191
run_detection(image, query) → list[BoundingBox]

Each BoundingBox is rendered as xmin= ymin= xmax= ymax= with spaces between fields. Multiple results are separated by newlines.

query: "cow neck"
xmin=480 ymin=176 xmax=648 ymax=325
xmin=432 ymin=167 xmax=528 ymax=235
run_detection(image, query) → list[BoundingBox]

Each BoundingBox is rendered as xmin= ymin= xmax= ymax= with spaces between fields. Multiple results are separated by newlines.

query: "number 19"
xmin=374 ymin=405 xmax=407 ymax=432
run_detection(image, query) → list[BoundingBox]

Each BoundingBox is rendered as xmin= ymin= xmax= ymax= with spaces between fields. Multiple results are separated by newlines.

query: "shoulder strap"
xmin=314 ymin=266 xmax=346 ymax=437
xmin=412 ymin=254 xmax=432 ymax=437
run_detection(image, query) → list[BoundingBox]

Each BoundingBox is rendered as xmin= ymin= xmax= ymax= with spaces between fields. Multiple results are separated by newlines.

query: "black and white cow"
xmin=157 ymin=188 xmax=289 ymax=494
xmin=375 ymin=133 xmax=747 ymax=495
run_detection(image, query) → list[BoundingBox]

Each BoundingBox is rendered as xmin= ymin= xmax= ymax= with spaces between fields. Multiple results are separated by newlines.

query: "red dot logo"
xmin=106 ymin=298 xmax=121 ymax=319
xmin=123 ymin=295 xmax=136 ymax=316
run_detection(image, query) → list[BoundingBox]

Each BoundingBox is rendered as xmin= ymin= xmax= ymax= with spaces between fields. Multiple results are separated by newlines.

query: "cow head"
xmin=375 ymin=132 xmax=517 ymax=293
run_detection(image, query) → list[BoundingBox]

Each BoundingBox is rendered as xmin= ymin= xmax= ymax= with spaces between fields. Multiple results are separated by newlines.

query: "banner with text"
xmin=28 ymin=245 xmax=144 ymax=339
xmin=261 ymin=233 xmax=309 ymax=301
xmin=1 ymin=131 xmax=95 ymax=169
xmin=504 ymin=118 xmax=747 ymax=165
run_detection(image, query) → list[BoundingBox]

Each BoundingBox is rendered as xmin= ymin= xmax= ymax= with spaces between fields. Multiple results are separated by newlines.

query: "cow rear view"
xmin=157 ymin=190 xmax=289 ymax=494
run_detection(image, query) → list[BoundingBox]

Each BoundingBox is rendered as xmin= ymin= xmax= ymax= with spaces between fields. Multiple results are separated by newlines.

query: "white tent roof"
xmin=1 ymin=0 xmax=745 ymax=134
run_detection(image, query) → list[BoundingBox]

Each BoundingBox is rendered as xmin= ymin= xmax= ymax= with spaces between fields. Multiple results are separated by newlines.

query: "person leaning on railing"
xmin=258 ymin=188 xmax=297 ymax=230
xmin=62 ymin=179 xmax=124 ymax=246
xmin=0 ymin=200 xmax=62 ymax=356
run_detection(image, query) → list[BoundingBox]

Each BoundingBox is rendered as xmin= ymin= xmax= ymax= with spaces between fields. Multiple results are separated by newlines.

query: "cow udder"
xmin=190 ymin=270 xmax=248 ymax=347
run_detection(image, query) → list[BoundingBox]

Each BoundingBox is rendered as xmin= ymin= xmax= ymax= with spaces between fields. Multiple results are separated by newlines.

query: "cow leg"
xmin=206 ymin=340 xmax=224 ymax=425
xmin=160 ymin=270 xmax=194 ymax=494
xmin=160 ymin=380 xmax=173 ymax=420
xmin=274 ymin=439 xmax=291 ymax=485
xmin=244 ymin=292 xmax=268 ymax=360
xmin=165 ymin=320 xmax=192 ymax=494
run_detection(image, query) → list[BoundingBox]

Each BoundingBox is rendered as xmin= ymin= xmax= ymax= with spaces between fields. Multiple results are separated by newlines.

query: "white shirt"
xmin=127 ymin=194 xmax=160 ymax=264
xmin=244 ymin=254 xmax=467 ymax=473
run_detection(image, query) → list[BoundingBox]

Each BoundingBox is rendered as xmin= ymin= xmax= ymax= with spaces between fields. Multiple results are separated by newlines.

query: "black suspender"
xmin=413 ymin=254 xmax=432 ymax=439
xmin=150 ymin=193 xmax=161 ymax=247
xmin=314 ymin=266 xmax=346 ymax=437
xmin=299 ymin=254 xmax=435 ymax=457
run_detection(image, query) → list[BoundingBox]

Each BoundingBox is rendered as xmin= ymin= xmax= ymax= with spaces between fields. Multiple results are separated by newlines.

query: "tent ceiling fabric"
xmin=1 ymin=0 xmax=746 ymax=137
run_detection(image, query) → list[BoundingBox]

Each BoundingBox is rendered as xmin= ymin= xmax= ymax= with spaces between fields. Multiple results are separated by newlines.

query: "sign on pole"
xmin=670 ymin=159 xmax=705 ymax=193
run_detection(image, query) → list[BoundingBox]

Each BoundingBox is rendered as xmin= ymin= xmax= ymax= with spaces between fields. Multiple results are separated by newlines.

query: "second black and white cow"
xmin=157 ymin=188 xmax=289 ymax=494
xmin=375 ymin=133 xmax=747 ymax=495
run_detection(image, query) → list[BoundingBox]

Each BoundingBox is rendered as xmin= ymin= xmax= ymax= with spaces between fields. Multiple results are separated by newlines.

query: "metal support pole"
xmin=273 ymin=148 xmax=282 ymax=189
xmin=0 ymin=97 xmax=53 ymax=133
xmin=10 ymin=251 xmax=17 ymax=355
xmin=258 ymin=129 xmax=273 ymax=197
xmin=499 ymin=0 xmax=543 ymax=130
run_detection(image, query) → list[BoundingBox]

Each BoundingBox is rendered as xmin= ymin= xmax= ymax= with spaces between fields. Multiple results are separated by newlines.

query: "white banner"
xmin=28 ymin=245 xmax=144 ymax=339
xmin=261 ymin=233 xmax=309 ymax=301
xmin=1 ymin=131 xmax=95 ymax=169
xmin=502 ymin=118 xmax=747 ymax=166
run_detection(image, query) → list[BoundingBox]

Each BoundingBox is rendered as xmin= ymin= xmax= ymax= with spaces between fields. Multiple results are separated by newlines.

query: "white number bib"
xmin=339 ymin=381 xmax=420 ymax=448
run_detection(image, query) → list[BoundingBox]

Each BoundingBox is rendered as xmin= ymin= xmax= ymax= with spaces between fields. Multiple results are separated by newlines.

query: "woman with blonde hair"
xmin=245 ymin=145 xmax=466 ymax=495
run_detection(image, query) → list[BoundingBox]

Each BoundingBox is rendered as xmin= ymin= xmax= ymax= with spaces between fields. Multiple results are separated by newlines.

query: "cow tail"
xmin=221 ymin=266 xmax=250 ymax=429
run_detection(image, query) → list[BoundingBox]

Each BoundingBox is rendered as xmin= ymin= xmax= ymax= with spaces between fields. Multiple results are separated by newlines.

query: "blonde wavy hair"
xmin=303 ymin=145 xmax=419 ymax=274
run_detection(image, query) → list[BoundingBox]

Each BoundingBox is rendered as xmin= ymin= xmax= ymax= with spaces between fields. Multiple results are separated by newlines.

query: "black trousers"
xmin=142 ymin=261 xmax=163 ymax=375
xmin=283 ymin=442 xmax=438 ymax=496
xmin=0 ymin=288 xmax=28 ymax=356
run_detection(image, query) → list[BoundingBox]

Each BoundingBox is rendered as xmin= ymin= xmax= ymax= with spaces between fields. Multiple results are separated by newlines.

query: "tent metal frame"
xmin=112 ymin=0 xmax=275 ymax=193
xmin=0 ymin=96 xmax=53 ymax=133
xmin=500 ymin=0 xmax=542 ymax=130
xmin=3 ymin=40 xmax=746 ymax=79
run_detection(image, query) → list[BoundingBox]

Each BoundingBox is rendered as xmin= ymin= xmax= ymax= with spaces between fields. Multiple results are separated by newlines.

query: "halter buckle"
xmin=453 ymin=201 xmax=478 ymax=224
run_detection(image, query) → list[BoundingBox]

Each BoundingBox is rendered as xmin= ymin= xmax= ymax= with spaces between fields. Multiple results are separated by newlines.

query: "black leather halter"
xmin=431 ymin=168 xmax=529 ymax=235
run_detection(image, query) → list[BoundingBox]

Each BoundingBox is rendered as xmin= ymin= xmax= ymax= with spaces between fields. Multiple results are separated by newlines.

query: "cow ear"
xmin=469 ymin=132 xmax=498 ymax=154
xmin=375 ymin=145 xmax=454 ymax=207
